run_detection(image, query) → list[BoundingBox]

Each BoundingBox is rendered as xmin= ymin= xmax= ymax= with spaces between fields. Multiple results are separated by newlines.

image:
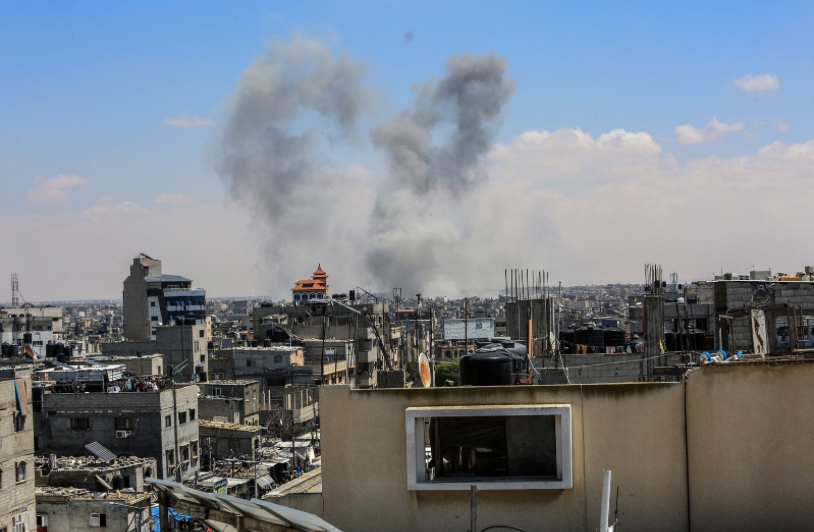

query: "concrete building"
xmin=0 ymin=371 xmax=36 ymax=532
xmin=35 ymin=487 xmax=151 ymax=532
xmin=0 ymin=312 xmax=57 ymax=358
xmin=87 ymin=353 xmax=164 ymax=377
xmin=198 ymin=380 xmax=260 ymax=425
xmin=99 ymin=324 xmax=207 ymax=381
xmin=301 ymin=360 xmax=814 ymax=532
xmin=208 ymin=346 xmax=310 ymax=404
xmin=199 ymin=420 xmax=263 ymax=462
xmin=1 ymin=306 xmax=64 ymax=334
xmin=123 ymin=253 xmax=206 ymax=341
xmin=34 ymin=383 xmax=200 ymax=481
xmin=35 ymin=455 xmax=157 ymax=492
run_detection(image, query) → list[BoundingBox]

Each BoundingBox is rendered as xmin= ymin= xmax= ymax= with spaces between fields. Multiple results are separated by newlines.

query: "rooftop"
xmin=199 ymin=420 xmax=263 ymax=432
xmin=36 ymin=486 xmax=151 ymax=504
xmin=144 ymin=274 xmax=191 ymax=283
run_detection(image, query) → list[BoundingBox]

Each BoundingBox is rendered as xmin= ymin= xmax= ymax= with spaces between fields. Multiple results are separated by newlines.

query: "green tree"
xmin=434 ymin=361 xmax=460 ymax=386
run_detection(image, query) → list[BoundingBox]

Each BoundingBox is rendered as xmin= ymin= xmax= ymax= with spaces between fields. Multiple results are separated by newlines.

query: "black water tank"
xmin=198 ymin=371 xmax=207 ymax=382
xmin=574 ymin=325 xmax=604 ymax=347
xmin=691 ymin=330 xmax=706 ymax=350
xmin=251 ymin=339 xmax=259 ymax=348
xmin=23 ymin=333 xmax=33 ymax=344
xmin=664 ymin=329 xmax=678 ymax=351
xmin=1 ymin=343 xmax=8 ymax=357
xmin=603 ymin=326 xmax=626 ymax=347
xmin=45 ymin=344 xmax=53 ymax=358
xmin=263 ymin=339 xmax=272 ymax=348
xmin=560 ymin=327 xmax=576 ymax=345
xmin=63 ymin=344 xmax=72 ymax=358
xmin=207 ymin=341 xmax=215 ymax=350
xmin=460 ymin=346 xmax=514 ymax=386
xmin=8 ymin=344 xmax=19 ymax=357
xmin=112 ymin=474 xmax=126 ymax=490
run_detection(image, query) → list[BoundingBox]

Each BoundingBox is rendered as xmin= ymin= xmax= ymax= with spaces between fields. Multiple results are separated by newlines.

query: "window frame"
xmin=404 ymin=404 xmax=572 ymax=491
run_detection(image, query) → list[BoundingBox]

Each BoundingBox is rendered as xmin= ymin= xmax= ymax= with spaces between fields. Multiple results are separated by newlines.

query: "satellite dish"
xmin=418 ymin=353 xmax=431 ymax=388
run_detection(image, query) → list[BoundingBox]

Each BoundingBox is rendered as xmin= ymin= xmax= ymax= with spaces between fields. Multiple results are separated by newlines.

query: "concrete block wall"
xmin=35 ymin=384 xmax=200 ymax=480
xmin=0 ymin=375 xmax=36 ymax=532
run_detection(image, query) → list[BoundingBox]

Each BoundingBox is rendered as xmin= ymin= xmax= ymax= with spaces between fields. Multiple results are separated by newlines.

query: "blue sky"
xmin=1 ymin=1 xmax=813 ymax=300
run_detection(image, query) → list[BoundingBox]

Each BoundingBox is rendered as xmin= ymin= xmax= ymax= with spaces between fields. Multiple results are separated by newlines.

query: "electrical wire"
xmin=479 ymin=526 xmax=531 ymax=532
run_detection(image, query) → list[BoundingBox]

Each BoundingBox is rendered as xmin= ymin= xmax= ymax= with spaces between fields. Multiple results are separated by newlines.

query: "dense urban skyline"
xmin=2 ymin=1 xmax=812 ymax=301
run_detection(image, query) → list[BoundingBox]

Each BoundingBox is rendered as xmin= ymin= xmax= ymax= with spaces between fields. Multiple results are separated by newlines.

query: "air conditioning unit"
xmin=115 ymin=430 xmax=132 ymax=438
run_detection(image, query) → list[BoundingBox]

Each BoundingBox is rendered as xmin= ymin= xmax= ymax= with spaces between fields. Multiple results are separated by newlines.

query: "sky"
xmin=1 ymin=1 xmax=813 ymax=302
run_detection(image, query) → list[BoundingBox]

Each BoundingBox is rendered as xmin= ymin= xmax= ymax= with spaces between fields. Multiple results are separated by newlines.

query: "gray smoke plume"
xmin=366 ymin=52 xmax=515 ymax=294
xmin=215 ymin=35 xmax=374 ymax=291
xmin=218 ymin=34 xmax=369 ymax=220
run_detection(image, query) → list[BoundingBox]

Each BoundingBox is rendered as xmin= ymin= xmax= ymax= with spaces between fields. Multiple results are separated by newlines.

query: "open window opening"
xmin=406 ymin=405 xmax=572 ymax=490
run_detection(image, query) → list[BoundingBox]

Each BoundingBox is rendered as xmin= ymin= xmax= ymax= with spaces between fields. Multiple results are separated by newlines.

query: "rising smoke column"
xmin=215 ymin=35 xmax=374 ymax=292
xmin=366 ymin=52 xmax=515 ymax=294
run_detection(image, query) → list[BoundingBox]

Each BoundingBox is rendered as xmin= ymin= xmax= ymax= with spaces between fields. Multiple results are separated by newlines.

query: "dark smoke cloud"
xmin=215 ymin=35 xmax=376 ymax=291
xmin=216 ymin=37 xmax=515 ymax=298
xmin=366 ymin=52 xmax=515 ymax=294
xmin=217 ymin=34 xmax=370 ymax=222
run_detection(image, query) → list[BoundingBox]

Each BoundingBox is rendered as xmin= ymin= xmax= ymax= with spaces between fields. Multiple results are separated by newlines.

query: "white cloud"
xmin=776 ymin=121 xmax=790 ymax=131
xmin=153 ymin=193 xmax=194 ymax=205
xmin=82 ymin=201 xmax=143 ymax=216
xmin=26 ymin=174 xmax=88 ymax=204
xmin=164 ymin=112 xmax=215 ymax=128
xmin=734 ymin=73 xmax=780 ymax=92
xmin=675 ymin=116 xmax=744 ymax=144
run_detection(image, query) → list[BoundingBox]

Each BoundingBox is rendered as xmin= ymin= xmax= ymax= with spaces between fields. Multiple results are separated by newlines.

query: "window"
xmin=89 ymin=513 xmax=106 ymax=527
xmin=36 ymin=515 xmax=47 ymax=527
xmin=165 ymin=415 xmax=172 ymax=428
xmin=405 ymin=405 xmax=572 ymax=490
xmin=16 ymin=462 xmax=26 ymax=482
xmin=199 ymin=330 xmax=205 ymax=338
xmin=150 ymin=301 xmax=156 ymax=307
xmin=274 ymin=355 xmax=282 ymax=363
xmin=253 ymin=391 xmax=257 ymax=400
xmin=180 ymin=444 xmax=190 ymax=462
xmin=12 ymin=509 xmax=27 ymax=532
xmin=151 ymin=316 xmax=158 ymax=321
xmin=14 ymin=413 xmax=25 ymax=432
xmin=165 ymin=450 xmax=175 ymax=470
xmin=213 ymin=388 xmax=222 ymax=396
xmin=71 ymin=418 xmax=90 ymax=431
xmin=178 ymin=412 xmax=187 ymax=424
xmin=246 ymin=359 xmax=252 ymax=367
xmin=200 ymin=355 xmax=205 ymax=363
xmin=191 ymin=441 xmax=199 ymax=459
xmin=189 ymin=409 xmax=196 ymax=421
xmin=114 ymin=417 xmax=134 ymax=431
xmin=157 ymin=366 xmax=162 ymax=375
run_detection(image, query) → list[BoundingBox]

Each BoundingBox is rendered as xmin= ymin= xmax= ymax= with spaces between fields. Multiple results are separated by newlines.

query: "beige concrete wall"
xmin=320 ymin=383 xmax=688 ymax=532
xmin=686 ymin=362 xmax=814 ymax=531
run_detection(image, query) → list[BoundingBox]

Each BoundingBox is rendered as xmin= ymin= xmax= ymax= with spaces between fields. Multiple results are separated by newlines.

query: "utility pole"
xmin=464 ymin=298 xmax=469 ymax=355
xmin=320 ymin=316 xmax=326 ymax=385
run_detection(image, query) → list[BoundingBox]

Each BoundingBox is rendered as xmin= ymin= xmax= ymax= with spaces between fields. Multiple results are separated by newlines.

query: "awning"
xmin=14 ymin=379 xmax=27 ymax=416
xmin=255 ymin=475 xmax=274 ymax=489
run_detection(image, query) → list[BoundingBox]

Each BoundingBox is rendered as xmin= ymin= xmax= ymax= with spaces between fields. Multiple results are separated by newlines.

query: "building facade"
xmin=34 ymin=383 xmax=200 ymax=481
xmin=123 ymin=254 xmax=206 ymax=341
xmin=0 ymin=371 xmax=36 ymax=532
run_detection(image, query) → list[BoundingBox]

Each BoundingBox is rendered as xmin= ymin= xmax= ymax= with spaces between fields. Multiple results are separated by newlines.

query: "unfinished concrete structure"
xmin=199 ymin=380 xmax=261 ymax=425
xmin=0 ymin=371 xmax=36 ymax=532
xmin=34 ymin=383 xmax=200 ymax=481
xmin=35 ymin=487 xmax=151 ymax=532
xmin=199 ymin=420 xmax=263 ymax=462
xmin=35 ymin=455 xmax=156 ymax=492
